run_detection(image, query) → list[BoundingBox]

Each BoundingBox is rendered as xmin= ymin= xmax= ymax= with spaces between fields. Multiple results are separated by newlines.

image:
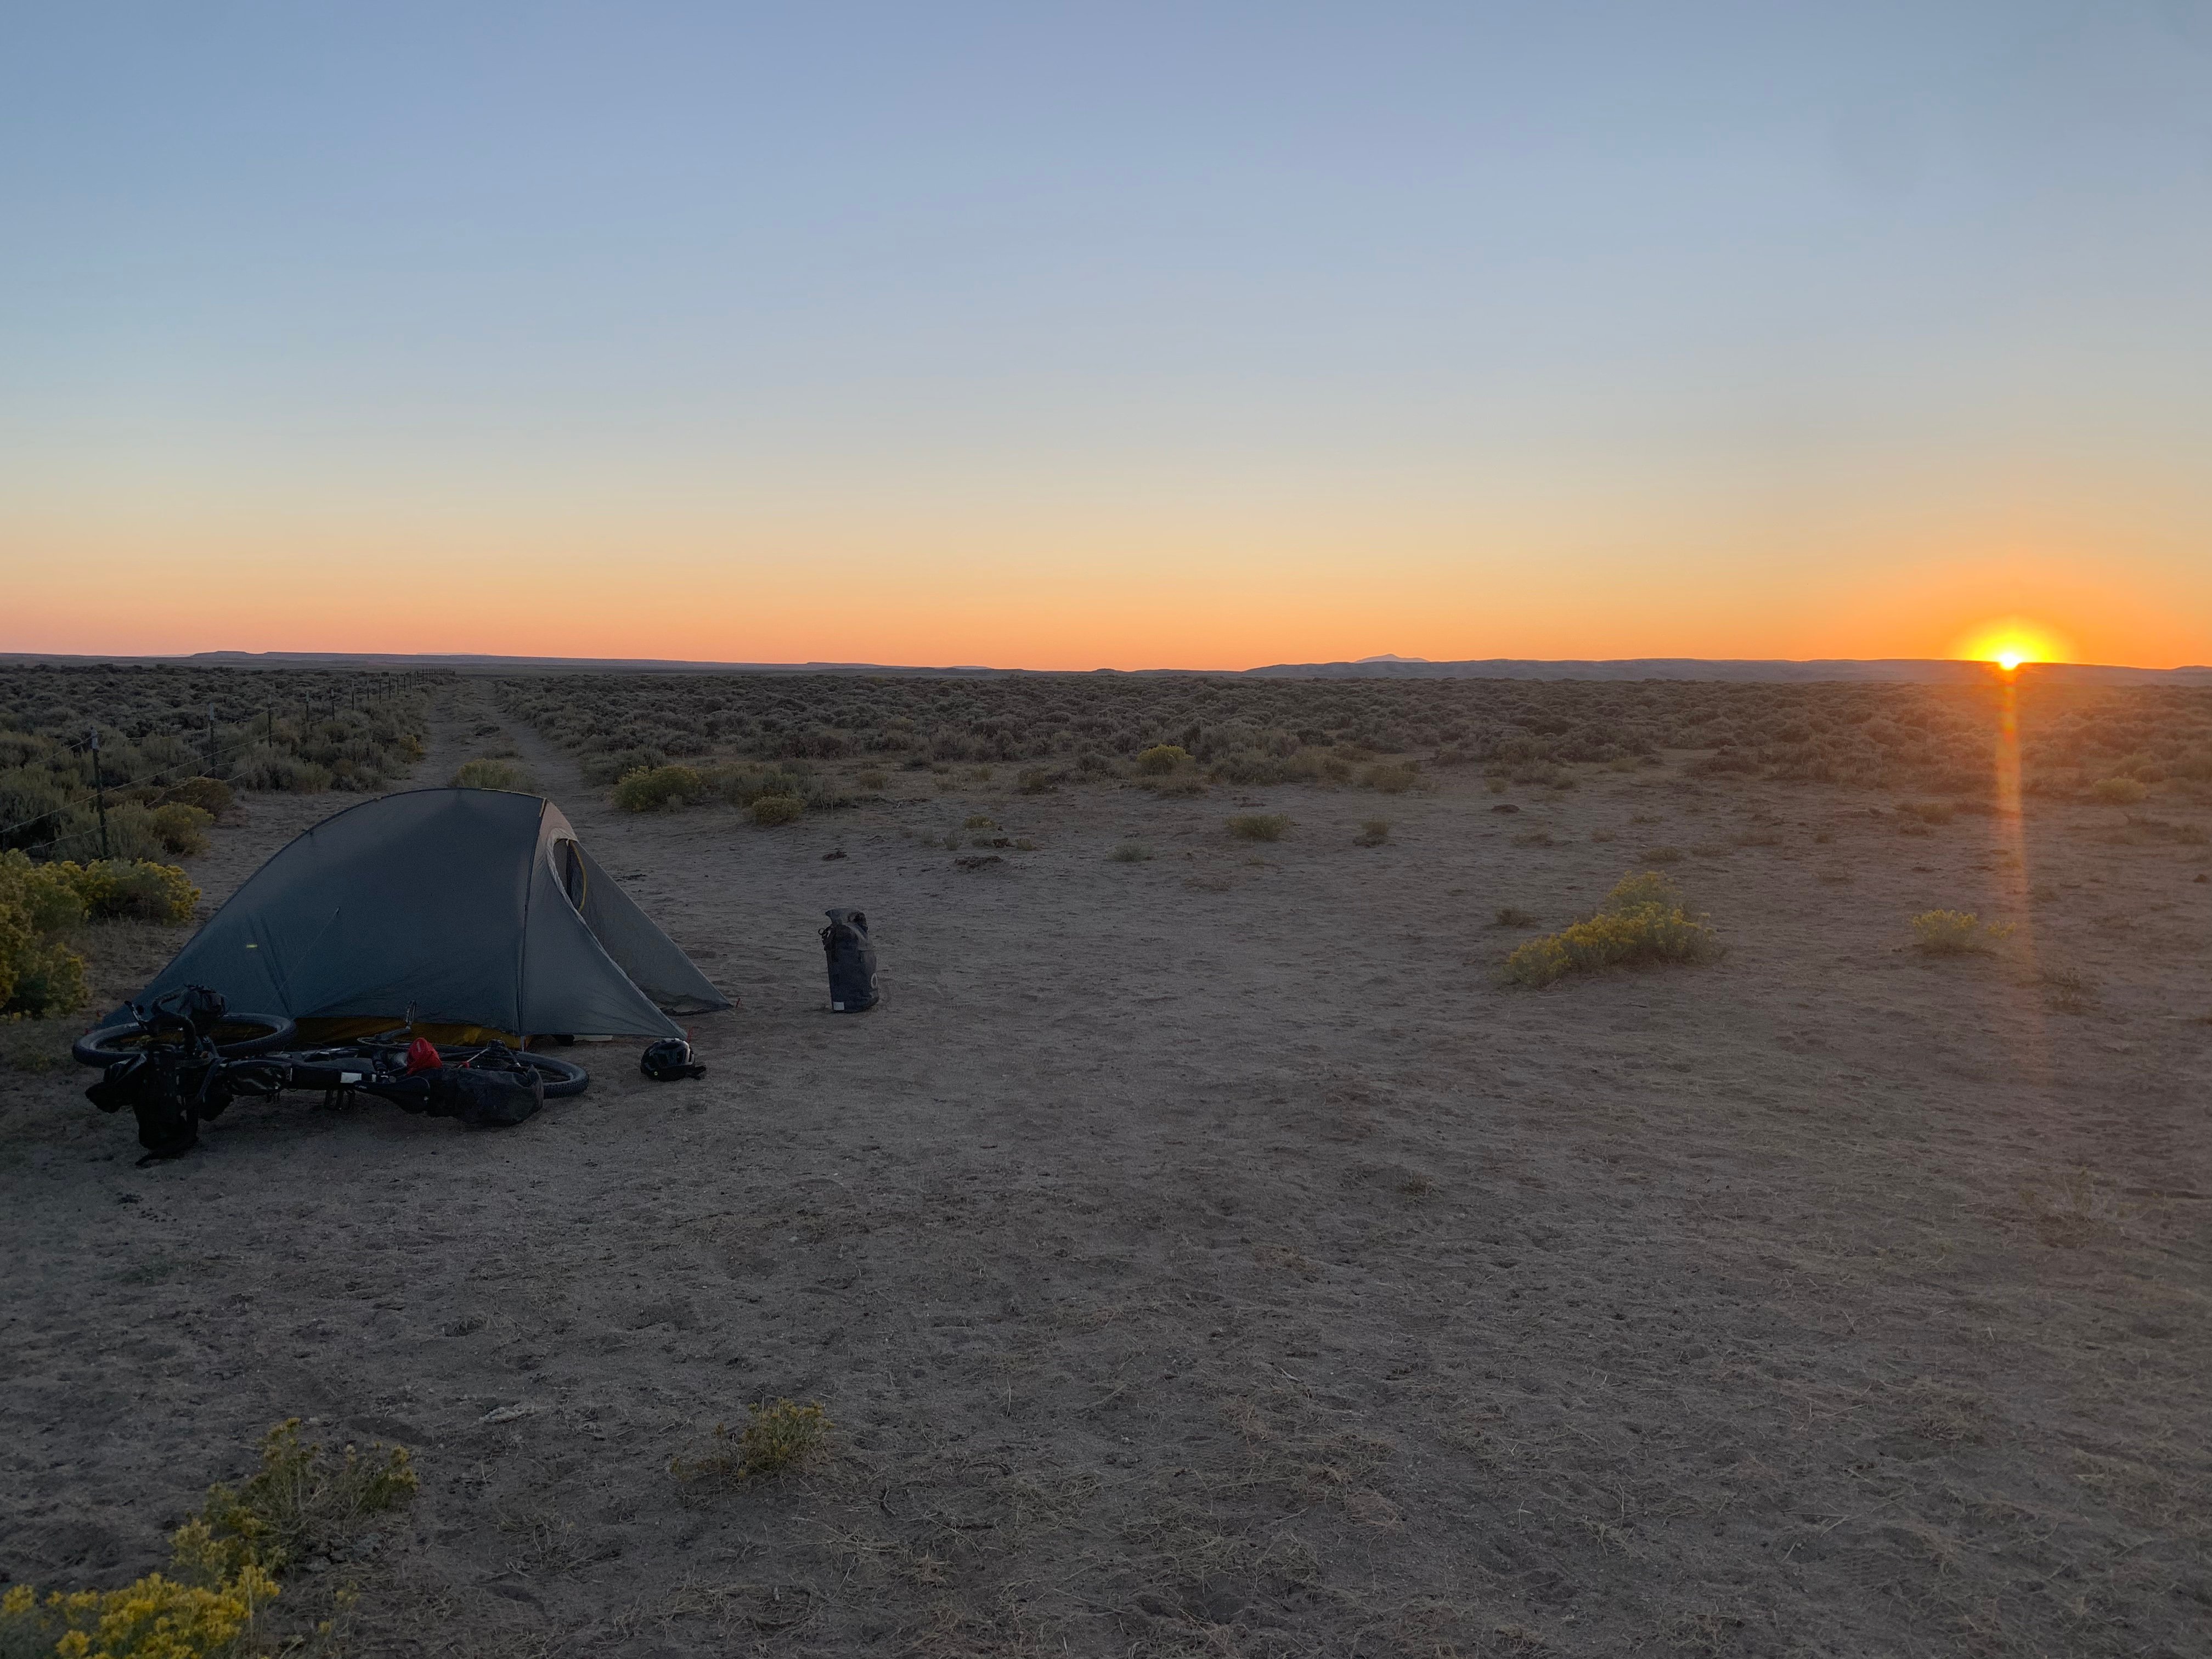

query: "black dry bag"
xmin=424 ymin=1063 xmax=545 ymax=1128
xmin=821 ymin=908 xmax=878 ymax=1012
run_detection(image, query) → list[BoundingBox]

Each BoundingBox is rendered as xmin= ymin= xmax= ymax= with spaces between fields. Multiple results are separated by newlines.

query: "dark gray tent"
xmin=135 ymin=788 xmax=729 ymax=1040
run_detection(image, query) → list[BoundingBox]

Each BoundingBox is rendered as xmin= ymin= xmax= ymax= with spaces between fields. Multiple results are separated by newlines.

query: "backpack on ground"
xmin=821 ymin=908 xmax=878 ymax=1012
xmin=86 ymin=1047 xmax=283 ymax=1160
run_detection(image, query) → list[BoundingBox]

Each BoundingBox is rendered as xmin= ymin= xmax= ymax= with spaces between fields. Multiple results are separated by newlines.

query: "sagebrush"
xmin=1228 ymin=814 xmax=1291 ymax=842
xmin=2 ymin=666 xmax=432 ymax=859
xmin=487 ymin=671 xmax=2212 ymax=804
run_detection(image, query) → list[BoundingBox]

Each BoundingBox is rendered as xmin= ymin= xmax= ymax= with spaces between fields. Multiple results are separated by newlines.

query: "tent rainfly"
xmin=132 ymin=788 xmax=730 ymax=1040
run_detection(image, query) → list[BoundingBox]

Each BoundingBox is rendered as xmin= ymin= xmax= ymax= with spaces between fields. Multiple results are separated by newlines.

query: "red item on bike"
xmin=404 ymin=1037 xmax=442 ymax=1075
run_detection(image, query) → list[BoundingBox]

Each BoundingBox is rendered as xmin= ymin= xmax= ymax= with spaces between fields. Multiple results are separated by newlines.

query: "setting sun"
xmin=1953 ymin=619 xmax=2072 ymax=672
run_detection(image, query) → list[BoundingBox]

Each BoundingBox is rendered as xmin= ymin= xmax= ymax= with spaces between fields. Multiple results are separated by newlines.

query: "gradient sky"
xmin=4 ymin=2 xmax=2210 ymax=668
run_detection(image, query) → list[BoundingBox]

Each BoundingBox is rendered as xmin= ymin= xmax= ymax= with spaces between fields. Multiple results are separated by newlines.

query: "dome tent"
xmin=132 ymin=788 xmax=729 ymax=1040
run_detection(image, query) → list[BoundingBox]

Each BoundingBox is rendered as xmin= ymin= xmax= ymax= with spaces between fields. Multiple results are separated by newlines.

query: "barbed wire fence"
xmin=0 ymin=671 xmax=442 ymax=861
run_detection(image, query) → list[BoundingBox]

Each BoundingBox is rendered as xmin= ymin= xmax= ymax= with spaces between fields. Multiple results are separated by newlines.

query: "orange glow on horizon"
xmin=3 ymin=504 xmax=2203 ymax=670
xmin=1951 ymin=618 xmax=2072 ymax=674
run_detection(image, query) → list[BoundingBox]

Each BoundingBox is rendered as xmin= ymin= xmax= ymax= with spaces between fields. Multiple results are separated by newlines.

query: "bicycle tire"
xmin=73 ymin=1013 xmax=298 ymax=1070
xmin=471 ymin=1049 xmax=589 ymax=1099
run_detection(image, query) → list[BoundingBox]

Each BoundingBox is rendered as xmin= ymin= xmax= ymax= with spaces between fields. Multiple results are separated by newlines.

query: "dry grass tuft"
xmin=1353 ymin=819 xmax=1389 ymax=846
xmin=2091 ymin=776 xmax=2148 ymax=804
xmin=1361 ymin=761 xmax=1421 ymax=794
xmin=1641 ymin=845 xmax=1684 ymax=865
xmin=2039 ymin=964 xmax=2099 ymax=1013
xmin=453 ymin=758 xmax=533 ymax=791
xmin=2113 ymin=813 xmax=2209 ymax=845
xmin=1901 ymin=1379 xmax=1990 ymax=1444
xmin=1910 ymin=910 xmax=2014 ymax=955
xmin=2019 ymin=1167 xmax=2133 ymax=1248
xmin=1227 ymin=813 xmax=1291 ymax=842
xmin=1492 ymin=906 xmax=1539 ymax=928
xmin=1109 ymin=841 xmax=1154 ymax=862
xmin=672 ymin=1399 xmax=832 ymax=1481
xmin=1898 ymin=800 xmax=1956 ymax=824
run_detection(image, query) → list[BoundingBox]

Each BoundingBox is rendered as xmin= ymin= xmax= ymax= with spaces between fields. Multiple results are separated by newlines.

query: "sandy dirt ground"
xmin=3 ymin=682 xmax=2209 ymax=1657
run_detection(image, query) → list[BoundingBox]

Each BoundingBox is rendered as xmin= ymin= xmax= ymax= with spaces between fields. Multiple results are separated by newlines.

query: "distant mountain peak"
xmin=1357 ymin=653 xmax=1428 ymax=663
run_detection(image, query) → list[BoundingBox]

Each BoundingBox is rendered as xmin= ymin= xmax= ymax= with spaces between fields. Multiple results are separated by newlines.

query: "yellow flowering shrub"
xmin=0 ymin=853 xmax=88 ymax=934
xmin=0 ymin=851 xmax=91 ymax=1019
xmin=4 ymin=1564 xmax=278 ymax=1659
xmin=0 ymin=1421 xmax=414 ymax=1659
xmin=1504 ymin=871 xmax=1721 ymax=988
xmin=54 ymin=861 xmax=200 ymax=925
xmin=1 ymin=853 xmax=198 ymax=1017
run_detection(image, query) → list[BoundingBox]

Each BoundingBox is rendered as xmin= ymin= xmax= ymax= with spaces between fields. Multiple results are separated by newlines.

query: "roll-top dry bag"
xmin=821 ymin=907 xmax=878 ymax=1012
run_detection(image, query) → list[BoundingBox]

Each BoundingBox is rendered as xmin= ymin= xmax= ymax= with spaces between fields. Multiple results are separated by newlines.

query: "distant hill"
xmin=4 ymin=649 xmax=2209 ymax=685
xmin=1240 ymin=657 xmax=2212 ymax=685
xmin=0 ymin=650 xmax=1008 ymax=676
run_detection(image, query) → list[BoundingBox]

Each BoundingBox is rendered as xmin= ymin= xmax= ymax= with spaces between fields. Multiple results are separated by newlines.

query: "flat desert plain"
xmin=4 ymin=686 xmax=2209 ymax=1658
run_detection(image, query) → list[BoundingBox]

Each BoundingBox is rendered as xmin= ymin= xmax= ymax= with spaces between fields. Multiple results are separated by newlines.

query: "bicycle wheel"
xmin=74 ymin=1012 xmax=298 ymax=1069
xmin=414 ymin=1045 xmax=590 ymax=1099
xmin=498 ymin=1051 xmax=590 ymax=1099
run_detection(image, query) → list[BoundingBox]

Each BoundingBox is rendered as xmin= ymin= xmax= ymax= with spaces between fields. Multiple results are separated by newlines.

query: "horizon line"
xmin=5 ymin=648 xmax=2211 ymax=683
